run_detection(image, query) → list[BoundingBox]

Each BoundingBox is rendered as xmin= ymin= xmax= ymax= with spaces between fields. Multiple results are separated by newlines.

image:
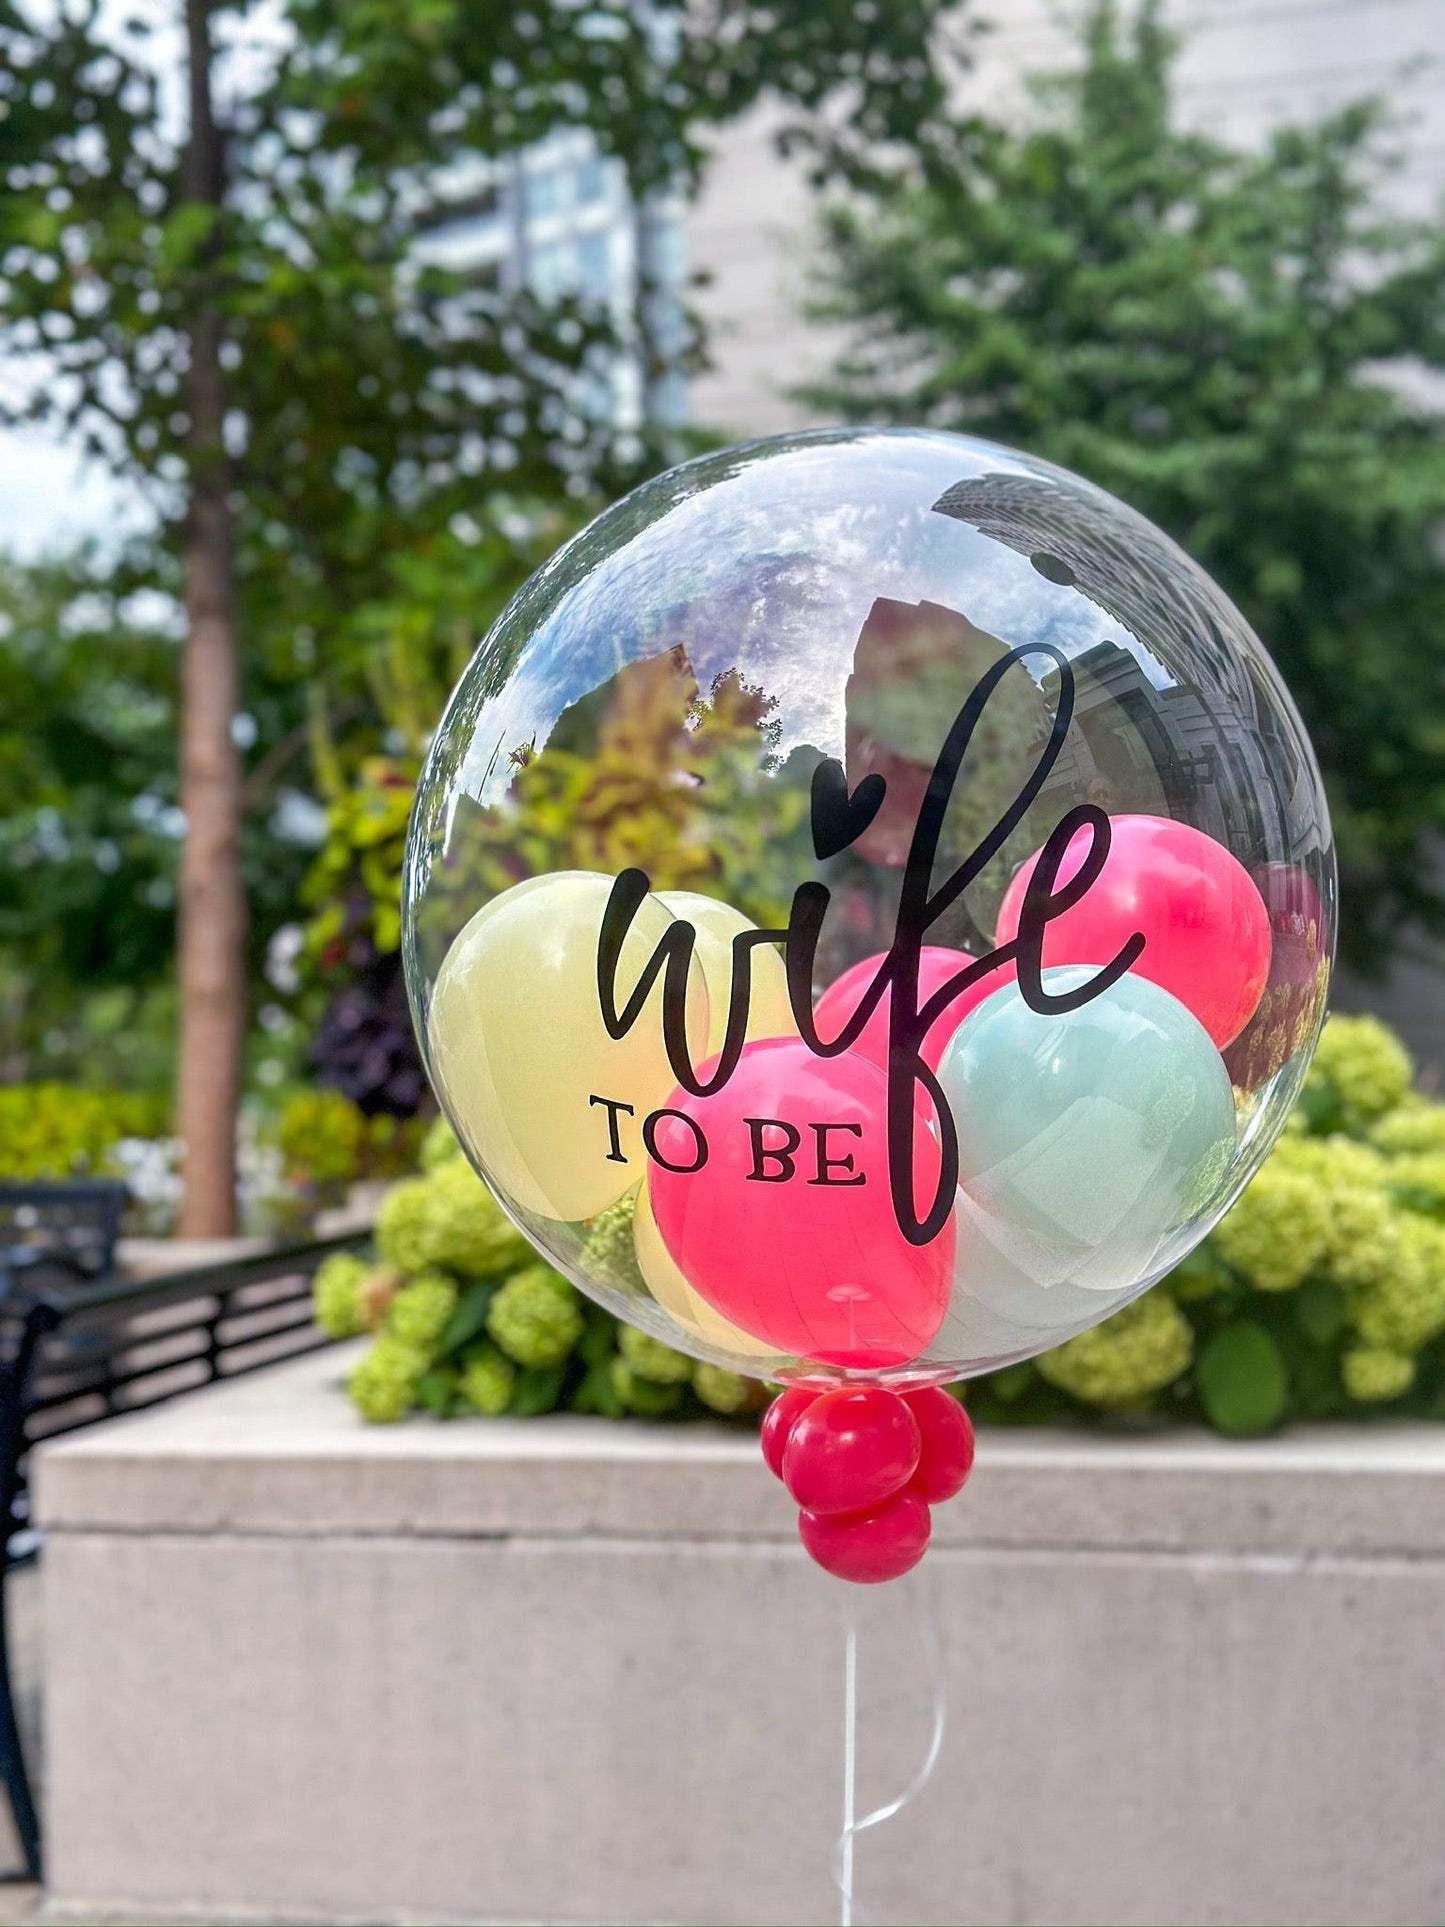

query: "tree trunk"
xmin=175 ymin=0 xmax=246 ymax=1237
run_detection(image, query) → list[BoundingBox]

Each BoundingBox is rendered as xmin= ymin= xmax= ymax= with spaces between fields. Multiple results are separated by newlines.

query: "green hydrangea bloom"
xmin=1211 ymin=1167 xmax=1330 ymax=1291
xmin=376 ymin=1164 xmax=532 ymax=1279
xmin=1320 ymin=1188 xmax=1398 ymax=1291
xmin=610 ymin=1358 xmax=684 ymax=1417
xmin=458 ymin=1343 xmax=516 ymax=1416
xmin=1388 ymin=1153 xmax=1445 ymax=1216
xmin=419 ymin=1116 xmax=465 ymax=1172
xmin=693 ymin=1363 xmax=754 ymax=1415
xmin=1369 ymin=1100 xmax=1445 ymax=1158
xmin=415 ymin=1161 xmax=533 ymax=1277
xmin=348 ymin=1336 xmax=429 ymax=1423
xmin=487 ymin=1265 xmax=585 ymax=1368
xmin=1341 ymin=1346 xmax=1414 ymax=1402
xmin=312 ymin=1252 xmax=370 ymax=1338
xmin=374 ymin=1176 xmax=436 ymax=1275
xmin=583 ymin=1191 xmax=646 ymax=1295
xmin=1271 ymin=1132 xmax=1388 ymax=1191
xmin=386 ymin=1271 xmax=460 ymax=1351
xmin=618 ymin=1323 xmax=696 ymax=1385
xmin=1038 ymin=1293 xmax=1193 ymax=1409
xmin=1308 ymin=1014 xmax=1413 ymax=1128
xmin=1349 ymin=1216 xmax=1445 ymax=1354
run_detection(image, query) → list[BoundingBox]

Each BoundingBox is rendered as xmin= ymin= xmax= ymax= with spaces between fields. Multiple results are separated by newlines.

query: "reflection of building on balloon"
xmin=933 ymin=471 xmax=1330 ymax=880
xmin=1223 ymin=863 xmax=1330 ymax=1092
xmin=933 ymin=469 xmax=1260 ymax=708
xmin=1033 ymin=639 xmax=1299 ymax=872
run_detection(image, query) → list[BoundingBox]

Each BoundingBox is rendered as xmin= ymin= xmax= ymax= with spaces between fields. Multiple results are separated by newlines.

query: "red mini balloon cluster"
xmin=761 ymin=1384 xmax=976 ymax=1583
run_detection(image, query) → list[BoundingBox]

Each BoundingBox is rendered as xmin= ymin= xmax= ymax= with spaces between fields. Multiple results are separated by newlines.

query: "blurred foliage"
xmin=799 ymin=0 xmax=1445 ymax=968
xmin=0 ymin=1084 xmax=169 ymax=1181
xmin=327 ymin=1013 xmax=1445 ymax=1436
xmin=0 ymin=556 xmax=318 ymax=1077
xmin=0 ymin=0 xmax=970 ymax=737
xmin=0 ymin=0 xmax=968 ymax=1092
xmin=271 ymin=1087 xmax=422 ymax=1189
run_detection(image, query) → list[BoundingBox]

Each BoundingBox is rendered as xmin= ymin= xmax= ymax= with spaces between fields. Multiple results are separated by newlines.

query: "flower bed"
xmin=0 ymin=1080 xmax=418 ymax=1238
xmin=320 ymin=1011 xmax=1445 ymax=1437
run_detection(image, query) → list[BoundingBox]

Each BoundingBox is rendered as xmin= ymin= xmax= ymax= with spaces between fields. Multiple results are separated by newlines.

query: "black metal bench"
xmin=0 ymin=1180 xmax=128 ymax=1295
xmin=0 ymin=1231 xmax=368 ymax=1879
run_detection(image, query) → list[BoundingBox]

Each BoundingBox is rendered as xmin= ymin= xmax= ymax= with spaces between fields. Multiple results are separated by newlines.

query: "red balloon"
xmin=995 ymin=813 xmax=1270 ymax=1047
xmin=813 ymin=945 xmax=1003 ymax=1074
xmin=904 ymin=1388 xmax=976 ymax=1502
xmin=798 ymin=1489 xmax=932 ymax=1584
xmin=760 ymin=1387 xmax=820 ymax=1481
xmin=647 ymin=1038 xmax=955 ymax=1369
xmin=782 ymin=1388 xmax=921 ymax=1515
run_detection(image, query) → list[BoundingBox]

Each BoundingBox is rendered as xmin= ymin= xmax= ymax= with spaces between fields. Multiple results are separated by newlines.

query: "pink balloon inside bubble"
xmin=813 ymin=944 xmax=1005 ymax=1074
xmin=646 ymin=1037 xmax=955 ymax=1370
xmin=995 ymin=812 xmax=1270 ymax=1048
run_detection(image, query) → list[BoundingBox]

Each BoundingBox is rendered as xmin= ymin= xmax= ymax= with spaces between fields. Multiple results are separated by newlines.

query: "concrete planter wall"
xmin=35 ymin=1347 xmax=1445 ymax=1927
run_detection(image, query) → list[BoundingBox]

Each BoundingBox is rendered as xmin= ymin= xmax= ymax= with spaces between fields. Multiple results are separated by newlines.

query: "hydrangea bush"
xmin=319 ymin=1119 xmax=767 ymax=1426
xmin=323 ymin=1015 xmax=1445 ymax=1437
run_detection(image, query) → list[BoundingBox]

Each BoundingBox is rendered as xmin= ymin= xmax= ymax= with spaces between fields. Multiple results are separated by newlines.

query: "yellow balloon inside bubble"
xmin=655 ymin=890 xmax=798 ymax=1054
xmin=427 ymin=871 xmax=708 ymax=1223
xmin=634 ymin=1179 xmax=775 ymax=1357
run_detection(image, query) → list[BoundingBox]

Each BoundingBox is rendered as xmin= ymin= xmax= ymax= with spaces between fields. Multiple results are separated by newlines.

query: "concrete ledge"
xmin=35 ymin=1350 xmax=1445 ymax=1926
xmin=37 ymin=1343 xmax=1445 ymax=1557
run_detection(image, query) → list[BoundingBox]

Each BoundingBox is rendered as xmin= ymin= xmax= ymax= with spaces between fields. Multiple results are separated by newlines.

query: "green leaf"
xmin=987 ymin=1362 xmax=1036 ymax=1404
xmin=415 ymin=1364 xmax=459 ymax=1417
xmin=1196 ymin=1322 xmax=1290 ymax=1437
xmin=160 ymin=203 xmax=219 ymax=267
xmin=1291 ymin=1278 xmax=1347 ymax=1346
xmin=436 ymin=1279 xmax=499 ymax=1358
xmin=578 ymin=1303 xmax=619 ymax=1367
xmin=509 ymin=1364 xmax=567 ymax=1417
xmin=573 ymin=1358 xmax=625 ymax=1417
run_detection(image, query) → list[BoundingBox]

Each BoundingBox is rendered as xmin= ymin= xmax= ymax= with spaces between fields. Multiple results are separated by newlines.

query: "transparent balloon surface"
xmin=403 ymin=429 xmax=1336 ymax=1387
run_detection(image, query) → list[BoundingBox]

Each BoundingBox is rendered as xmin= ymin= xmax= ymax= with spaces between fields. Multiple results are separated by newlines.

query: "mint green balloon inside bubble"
xmin=938 ymin=965 xmax=1237 ymax=1285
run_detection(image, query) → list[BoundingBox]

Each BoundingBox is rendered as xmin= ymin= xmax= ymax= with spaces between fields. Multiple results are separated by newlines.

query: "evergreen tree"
xmin=800 ymin=1 xmax=1445 ymax=969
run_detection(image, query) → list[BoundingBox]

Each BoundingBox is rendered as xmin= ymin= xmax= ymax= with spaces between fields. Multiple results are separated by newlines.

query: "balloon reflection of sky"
xmin=448 ymin=430 xmax=1162 ymax=822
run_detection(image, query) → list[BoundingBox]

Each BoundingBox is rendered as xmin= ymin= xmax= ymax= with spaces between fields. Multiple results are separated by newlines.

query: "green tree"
xmin=0 ymin=0 xmax=966 ymax=1229
xmin=799 ymin=1 xmax=1445 ymax=970
xmin=0 ymin=552 xmax=321 ymax=1087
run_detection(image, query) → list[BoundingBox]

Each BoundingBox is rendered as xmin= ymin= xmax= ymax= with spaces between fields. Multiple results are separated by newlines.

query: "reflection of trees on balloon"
xmin=412 ymin=646 xmax=813 ymax=977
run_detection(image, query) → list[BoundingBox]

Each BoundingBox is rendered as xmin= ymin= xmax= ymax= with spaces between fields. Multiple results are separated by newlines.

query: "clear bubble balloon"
xmin=403 ymin=429 xmax=1335 ymax=1386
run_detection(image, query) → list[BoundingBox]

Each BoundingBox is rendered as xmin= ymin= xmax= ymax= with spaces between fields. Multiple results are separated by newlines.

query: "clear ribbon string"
xmin=835 ymin=1571 xmax=948 ymax=1926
